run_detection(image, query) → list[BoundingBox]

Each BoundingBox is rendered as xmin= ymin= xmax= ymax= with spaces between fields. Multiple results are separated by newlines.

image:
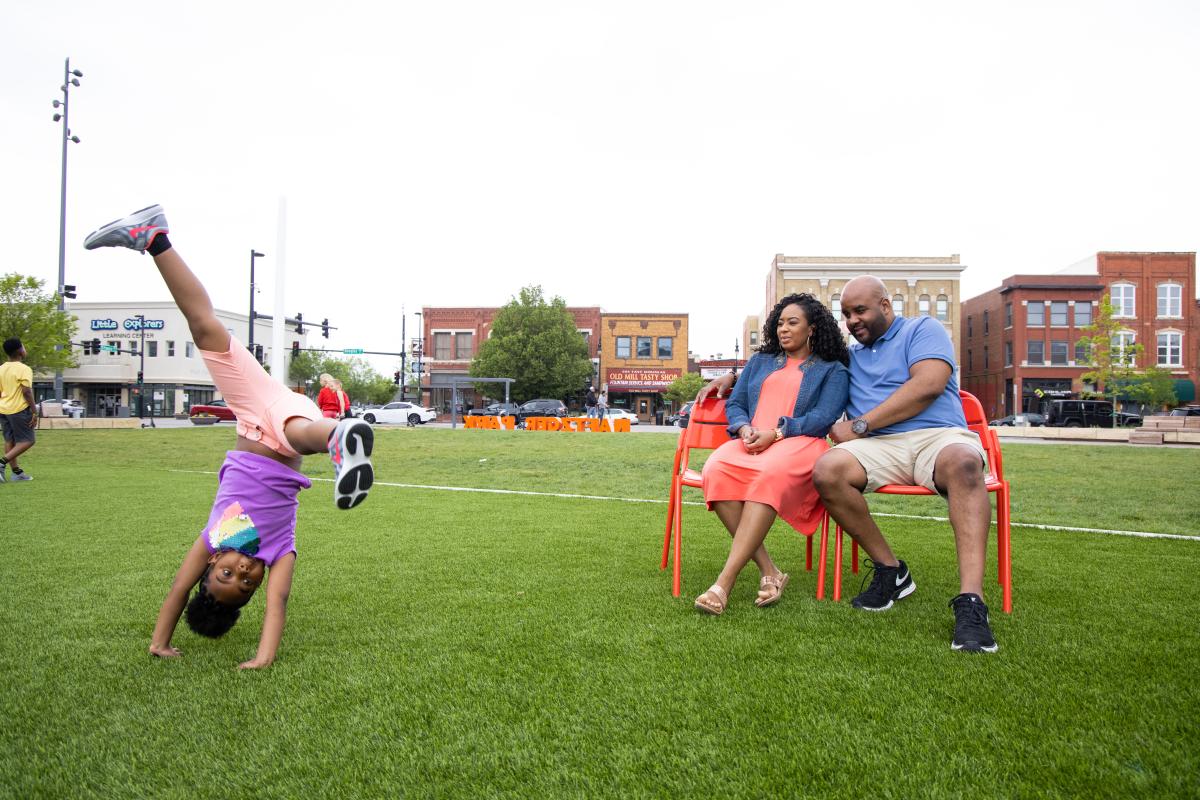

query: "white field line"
xmin=169 ymin=470 xmax=1200 ymax=542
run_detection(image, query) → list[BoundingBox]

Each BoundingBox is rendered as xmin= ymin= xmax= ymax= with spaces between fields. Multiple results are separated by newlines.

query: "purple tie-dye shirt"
xmin=202 ymin=451 xmax=313 ymax=566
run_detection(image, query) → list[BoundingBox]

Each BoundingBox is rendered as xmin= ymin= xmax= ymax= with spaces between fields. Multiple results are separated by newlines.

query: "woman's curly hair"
xmin=759 ymin=293 xmax=850 ymax=366
xmin=184 ymin=567 xmax=243 ymax=638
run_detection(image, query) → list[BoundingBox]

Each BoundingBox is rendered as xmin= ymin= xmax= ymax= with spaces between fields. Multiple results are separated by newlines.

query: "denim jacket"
xmin=724 ymin=352 xmax=850 ymax=440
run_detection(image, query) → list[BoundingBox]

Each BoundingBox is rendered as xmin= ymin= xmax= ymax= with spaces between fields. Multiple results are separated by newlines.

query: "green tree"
xmin=287 ymin=351 xmax=396 ymax=405
xmin=470 ymin=285 xmax=592 ymax=403
xmin=1079 ymin=295 xmax=1179 ymax=415
xmin=0 ymin=274 xmax=78 ymax=374
xmin=663 ymin=372 xmax=705 ymax=408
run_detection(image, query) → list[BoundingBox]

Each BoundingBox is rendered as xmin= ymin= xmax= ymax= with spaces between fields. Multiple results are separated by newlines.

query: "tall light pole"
xmin=52 ymin=57 xmax=83 ymax=400
xmin=413 ymin=311 xmax=422 ymax=405
xmin=136 ymin=314 xmax=153 ymax=427
xmin=400 ymin=305 xmax=407 ymax=400
xmin=734 ymin=339 xmax=741 ymax=377
xmin=248 ymin=250 xmax=265 ymax=360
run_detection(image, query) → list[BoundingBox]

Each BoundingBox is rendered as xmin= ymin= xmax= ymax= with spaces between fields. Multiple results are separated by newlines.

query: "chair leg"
xmin=998 ymin=483 xmax=1013 ymax=613
xmin=816 ymin=514 xmax=829 ymax=600
xmin=806 ymin=534 xmax=813 ymax=572
xmin=833 ymin=524 xmax=843 ymax=602
xmin=851 ymin=540 xmax=859 ymax=573
xmin=671 ymin=484 xmax=683 ymax=598
xmin=662 ymin=475 xmax=679 ymax=570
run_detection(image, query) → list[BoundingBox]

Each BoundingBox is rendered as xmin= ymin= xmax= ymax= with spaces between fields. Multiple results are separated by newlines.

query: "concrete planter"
xmin=189 ymin=416 xmax=219 ymax=425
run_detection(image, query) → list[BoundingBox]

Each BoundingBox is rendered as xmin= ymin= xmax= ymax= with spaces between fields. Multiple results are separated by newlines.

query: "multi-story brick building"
xmin=599 ymin=312 xmax=689 ymax=423
xmin=960 ymin=252 xmax=1198 ymax=419
xmin=765 ymin=254 xmax=966 ymax=359
xmin=420 ymin=305 xmax=601 ymax=411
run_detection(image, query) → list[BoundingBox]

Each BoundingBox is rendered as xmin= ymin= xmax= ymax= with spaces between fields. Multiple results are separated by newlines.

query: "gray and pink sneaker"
xmin=328 ymin=418 xmax=374 ymax=510
xmin=83 ymin=204 xmax=169 ymax=252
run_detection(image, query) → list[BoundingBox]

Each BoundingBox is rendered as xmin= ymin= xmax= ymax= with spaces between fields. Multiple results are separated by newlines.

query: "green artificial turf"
xmin=1 ymin=427 xmax=1198 ymax=798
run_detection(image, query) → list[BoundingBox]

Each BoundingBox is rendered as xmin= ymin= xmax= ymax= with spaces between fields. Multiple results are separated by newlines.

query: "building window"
xmin=1075 ymin=303 xmax=1092 ymax=327
xmin=1050 ymin=302 xmax=1068 ymax=326
xmin=185 ymin=342 xmax=195 ymax=358
xmin=636 ymin=337 xmax=652 ymax=358
xmin=148 ymin=341 xmax=158 ymax=358
xmin=455 ymin=332 xmax=473 ymax=360
xmin=983 ymin=311 xmax=989 ymax=335
xmin=892 ymin=295 xmax=905 ymax=317
xmin=1027 ymin=339 xmax=1044 ymax=364
xmin=749 ymin=331 xmax=759 ymax=347
xmin=656 ymin=337 xmax=673 ymax=358
xmin=967 ymin=316 xmax=973 ymax=339
xmin=1113 ymin=332 xmax=1136 ymax=366
xmin=167 ymin=340 xmax=175 ymax=357
xmin=1050 ymin=340 xmax=1069 ymax=365
xmin=1075 ymin=340 xmax=1090 ymax=363
xmin=918 ymin=294 xmax=931 ymax=316
xmin=983 ymin=346 xmax=989 ymax=369
xmin=967 ymin=349 xmax=972 ymax=371
xmin=1004 ymin=341 xmax=1013 ymax=366
xmin=579 ymin=331 xmax=590 ymax=350
xmin=1158 ymin=332 xmax=1182 ymax=367
xmin=434 ymin=332 xmax=452 ymax=360
xmin=1158 ymin=283 xmax=1182 ymax=318
xmin=107 ymin=340 xmax=118 ymax=356
xmin=935 ymin=295 xmax=949 ymax=322
xmin=1005 ymin=303 xmax=1013 ymax=327
xmin=1027 ymin=302 xmax=1045 ymax=326
xmin=616 ymin=337 xmax=631 ymax=358
xmin=830 ymin=293 xmax=842 ymax=317
xmin=1111 ymin=283 xmax=1135 ymax=318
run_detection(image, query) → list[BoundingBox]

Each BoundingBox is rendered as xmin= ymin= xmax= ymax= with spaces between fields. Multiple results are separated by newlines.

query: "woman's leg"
xmin=712 ymin=501 xmax=782 ymax=595
xmin=711 ymin=501 xmax=777 ymax=577
xmin=151 ymin=247 xmax=230 ymax=354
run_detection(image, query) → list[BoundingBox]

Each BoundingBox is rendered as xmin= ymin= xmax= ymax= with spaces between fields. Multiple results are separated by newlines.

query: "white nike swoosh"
xmin=895 ymin=571 xmax=909 ymax=586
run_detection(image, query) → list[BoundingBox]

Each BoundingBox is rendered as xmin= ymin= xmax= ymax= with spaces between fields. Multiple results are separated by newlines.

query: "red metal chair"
xmin=662 ymin=396 xmax=830 ymax=598
xmin=828 ymin=390 xmax=1013 ymax=612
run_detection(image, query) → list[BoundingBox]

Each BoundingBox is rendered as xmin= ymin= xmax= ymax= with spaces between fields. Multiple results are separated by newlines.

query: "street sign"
xmin=342 ymin=348 xmax=364 ymax=354
xmin=100 ymin=345 xmax=118 ymax=353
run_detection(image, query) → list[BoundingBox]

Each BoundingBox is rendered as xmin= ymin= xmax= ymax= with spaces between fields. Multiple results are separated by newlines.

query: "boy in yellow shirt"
xmin=0 ymin=337 xmax=37 ymax=482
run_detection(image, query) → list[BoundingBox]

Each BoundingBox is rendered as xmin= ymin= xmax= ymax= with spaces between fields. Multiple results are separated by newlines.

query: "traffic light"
xmin=393 ymin=371 xmax=400 ymax=385
xmin=62 ymin=284 xmax=77 ymax=299
xmin=91 ymin=337 xmax=100 ymax=354
xmin=137 ymin=371 xmax=144 ymax=384
xmin=295 ymin=312 xmax=305 ymax=334
xmin=321 ymin=318 xmax=330 ymax=339
xmin=254 ymin=344 xmax=264 ymax=363
xmin=291 ymin=341 xmax=300 ymax=360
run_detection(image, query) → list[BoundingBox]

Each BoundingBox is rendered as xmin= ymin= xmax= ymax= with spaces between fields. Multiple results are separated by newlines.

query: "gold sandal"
xmin=755 ymin=572 xmax=789 ymax=608
xmin=694 ymin=584 xmax=729 ymax=615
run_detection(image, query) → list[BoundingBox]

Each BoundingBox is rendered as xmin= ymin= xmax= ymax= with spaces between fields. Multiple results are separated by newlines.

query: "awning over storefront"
xmin=1174 ymin=379 xmax=1196 ymax=403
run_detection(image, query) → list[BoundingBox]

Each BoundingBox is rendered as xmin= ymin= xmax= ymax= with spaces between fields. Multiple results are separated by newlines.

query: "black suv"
xmin=470 ymin=402 xmax=521 ymax=417
xmin=516 ymin=399 xmax=568 ymax=425
xmin=1045 ymin=400 xmax=1139 ymax=428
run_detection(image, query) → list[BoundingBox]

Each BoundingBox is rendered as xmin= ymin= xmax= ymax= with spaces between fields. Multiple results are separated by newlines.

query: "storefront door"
xmin=637 ymin=396 xmax=651 ymax=422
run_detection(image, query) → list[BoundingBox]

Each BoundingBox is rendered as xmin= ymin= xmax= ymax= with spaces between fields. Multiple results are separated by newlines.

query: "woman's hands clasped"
xmin=738 ymin=425 xmax=778 ymax=455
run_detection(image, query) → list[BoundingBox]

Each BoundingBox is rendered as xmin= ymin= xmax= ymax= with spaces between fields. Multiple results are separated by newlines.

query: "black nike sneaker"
xmin=850 ymin=558 xmax=915 ymax=611
xmin=950 ymin=593 xmax=999 ymax=653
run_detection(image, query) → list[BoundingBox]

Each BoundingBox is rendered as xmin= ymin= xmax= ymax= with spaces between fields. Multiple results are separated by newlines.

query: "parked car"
xmin=674 ymin=401 xmax=695 ymax=428
xmin=189 ymin=399 xmax=236 ymax=421
xmin=516 ymin=399 xmax=568 ymax=425
xmin=1169 ymin=406 xmax=1200 ymax=417
xmin=361 ymin=401 xmax=436 ymax=425
xmin=1044 ymin=400 xmax=1138 ymax=428
xmin=600 ymin=407 xmax=640 ymax=425
xmin=991 ymin=413 xmax=1045 ymax=427
xmin=470 ymin=402 xmax=521 ymax=417
xmin=39 ymin=398 xmax=85 ymax=418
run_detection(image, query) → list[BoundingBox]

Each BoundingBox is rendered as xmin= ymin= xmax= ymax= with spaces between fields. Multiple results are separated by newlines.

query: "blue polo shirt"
xmin=847 ymin=315 xmax=965 ymax=435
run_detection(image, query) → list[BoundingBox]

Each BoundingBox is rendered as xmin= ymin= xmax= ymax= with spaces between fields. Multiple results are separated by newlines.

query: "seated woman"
xmin=695 ymin=293 xmax=849 ymax=614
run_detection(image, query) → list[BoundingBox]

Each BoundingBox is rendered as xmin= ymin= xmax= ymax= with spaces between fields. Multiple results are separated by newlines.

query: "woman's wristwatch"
xmin=773 ymin=427 xmax=784 ymax=442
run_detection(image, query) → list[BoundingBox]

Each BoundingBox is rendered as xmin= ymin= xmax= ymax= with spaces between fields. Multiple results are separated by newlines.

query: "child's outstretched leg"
xmin=84 ymin=205 xmax=375 ymax=509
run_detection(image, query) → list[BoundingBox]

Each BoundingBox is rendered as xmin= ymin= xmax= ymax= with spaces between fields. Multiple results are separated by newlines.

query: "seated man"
xmin=700 ymin=275 xmax=997 ymax=653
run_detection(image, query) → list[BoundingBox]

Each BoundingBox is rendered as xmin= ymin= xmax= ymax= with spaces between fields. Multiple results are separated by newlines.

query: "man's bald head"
xmin=840 ymin=275 xmax=894 ymax=346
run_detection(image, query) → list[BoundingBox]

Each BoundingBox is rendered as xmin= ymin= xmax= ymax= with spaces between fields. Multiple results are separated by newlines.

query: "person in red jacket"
xmin=316 ymin=373 xmax=340 ymax=419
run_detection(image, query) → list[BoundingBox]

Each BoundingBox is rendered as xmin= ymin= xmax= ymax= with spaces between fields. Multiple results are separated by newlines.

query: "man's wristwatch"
xmin=850 ymin=417 xmax=870 ymax=436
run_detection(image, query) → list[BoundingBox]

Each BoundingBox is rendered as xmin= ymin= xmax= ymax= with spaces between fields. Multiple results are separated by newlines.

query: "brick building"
xmin=420 ymin=305 xmax=601 ymax=411
xmin=599 ymin=313 xmax=689 ymax=423
xmin=960 ymin=252 xmax=1198 ymax=420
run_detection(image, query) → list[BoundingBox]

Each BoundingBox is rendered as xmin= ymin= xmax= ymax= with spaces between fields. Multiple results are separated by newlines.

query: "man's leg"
xmin=932 ymin=445 xmax=989 ymax=598
xmin=812 ymin=449 xmax=896 ymax=566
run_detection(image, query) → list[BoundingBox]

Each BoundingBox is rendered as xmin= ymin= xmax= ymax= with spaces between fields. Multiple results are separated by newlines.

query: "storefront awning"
xmin=1174 ymin=379 xmax=1196 ymax=403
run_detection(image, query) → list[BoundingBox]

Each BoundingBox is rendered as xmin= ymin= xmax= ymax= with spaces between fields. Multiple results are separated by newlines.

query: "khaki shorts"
xmin=199 ymin=336 xmax=322 ymax=458
xmin=834 ymin=427 xmax=986 ymax=494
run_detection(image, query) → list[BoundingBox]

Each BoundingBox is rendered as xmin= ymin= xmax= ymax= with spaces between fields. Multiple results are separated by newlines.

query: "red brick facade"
xmin=961 ymin=252 xmax=1198 ymax=420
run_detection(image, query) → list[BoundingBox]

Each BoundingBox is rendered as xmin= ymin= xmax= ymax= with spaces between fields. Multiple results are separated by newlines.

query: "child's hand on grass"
xmin=149 ymin=644 xmax=182 ymax=659
xmin=238 ymin=657 xmax=273 ymax=671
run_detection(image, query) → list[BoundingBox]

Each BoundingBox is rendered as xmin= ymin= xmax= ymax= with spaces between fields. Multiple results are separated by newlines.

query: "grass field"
xmin=2 ymin=426 xmax=1198 ymax=798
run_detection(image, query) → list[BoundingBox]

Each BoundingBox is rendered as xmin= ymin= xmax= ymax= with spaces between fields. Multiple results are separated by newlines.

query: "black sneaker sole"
xmin=334 ymin=423 xmax=374 ymax=510
xmin=952 ymin=641 xmax=999 ymax=653
xmin=851 ymin=580 xmax=916 ymax=612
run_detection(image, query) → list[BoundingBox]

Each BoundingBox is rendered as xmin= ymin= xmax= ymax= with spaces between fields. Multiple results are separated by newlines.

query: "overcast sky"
xmin=4 ymin=1 xmax=1198 ymax=372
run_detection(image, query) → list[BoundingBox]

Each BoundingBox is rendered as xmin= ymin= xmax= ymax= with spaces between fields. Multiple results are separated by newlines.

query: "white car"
xmin=360 ymin=401 xmax=437 ymax=426
xmin=601 ymin=408 xmax=640 ymax=425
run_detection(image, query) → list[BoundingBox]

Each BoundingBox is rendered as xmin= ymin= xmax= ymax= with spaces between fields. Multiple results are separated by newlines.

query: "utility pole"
xmin=52 ymin=57 xmax=83 ymax=400
xmin=248 ymin=250 xmax=265 ymax=359
xmin=137 ymin=314 xmax=154 ymax=428
xmin=400 ymin=307 xmax=407 ymax=400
